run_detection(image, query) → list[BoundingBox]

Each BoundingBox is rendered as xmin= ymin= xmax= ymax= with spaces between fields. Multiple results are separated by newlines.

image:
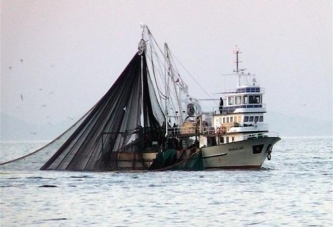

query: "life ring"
xmin=221 ymin=126 xmax=226 ymax=134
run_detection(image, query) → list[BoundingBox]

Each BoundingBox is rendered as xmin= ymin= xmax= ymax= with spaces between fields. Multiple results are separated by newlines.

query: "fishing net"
xmin=0 ymin=111 xmax=90 ymax=171
xmin=41 ymin=52 xmax=165 ymax=171
xmin=0 ymin=26 xmax=202 ymax=171
xmin=1 ymin=52 xmax=165 ymax=171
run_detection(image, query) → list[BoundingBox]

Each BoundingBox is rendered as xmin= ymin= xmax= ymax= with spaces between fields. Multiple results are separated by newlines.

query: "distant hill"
xmin=266 ymin=111 xmax=332 ymax=137
xmin=0 ymin=113 xmax=75 ymax=141
xmin=1 ymin=111 xmax=332 ymax=141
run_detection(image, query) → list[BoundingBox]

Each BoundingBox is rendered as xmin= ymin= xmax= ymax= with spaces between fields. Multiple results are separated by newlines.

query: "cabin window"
xmin=249 ymin=116 xmax=254 ymax=122
xmin=259 ymin=116 xmax=263 ymax=122
xmin=235 ymin=96 xmax=241 ymax=105
xmin=226 ymin=117 xmax=229 ymax=123
xmin=219 ymin=137 xmax=224 ymax=144
xmin=238 ymin=116 xmax=241 ymax=122
xmin=223 ymin=117 xmax=225 ymax=123
xmin=256 ymin=96 xmax=260 ymax=103
xmin=219 ymin=118 xmax=222 ymax=124
xmin=249 ymin=95 xmax=261 ymax=104
xmin=244 ymin=116 xmax=249 ymax=122
xmin=228 ymin=97 xmax=234 ymax=105
xmin=232 ymin=137 xmax=235 ymax=142
xmin=243 ymin=96 xmax=248 ymax=104
xmin=226 ymin=137 xmax=229 ymax=143
xmin=230 ymin=117 xmax=233 ymax=122
xmin=254 ymin=116 xmax=259 ymax=123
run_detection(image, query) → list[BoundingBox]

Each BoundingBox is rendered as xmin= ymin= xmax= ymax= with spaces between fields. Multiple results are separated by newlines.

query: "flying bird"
xmin=20 ymin=94 xmax=23 ymax=101
xmin=41 ymin=104 xmax=47 ymax=107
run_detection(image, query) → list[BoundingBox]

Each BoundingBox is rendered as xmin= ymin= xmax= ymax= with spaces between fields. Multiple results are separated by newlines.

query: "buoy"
xmin=266 ymin=145 xmax=272 ymax=160
xmin=267 ymin=153 xmax=271 ymax=160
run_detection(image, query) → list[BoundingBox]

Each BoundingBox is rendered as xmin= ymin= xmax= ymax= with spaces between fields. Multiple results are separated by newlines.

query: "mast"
xmin=140 ymin=52 xmax=144 ymax=126
xmin=235 ymin=48 xmax=239 ymax=73
xmin=164 ymin=44 xmax=169 ymax=137
xmin=164 ymin=43 xmax=185 ymax=135
xmin=233 ymin=46 xmax=245 ymax=87
xmin=138 ymin=26 xmax=146 ymax=126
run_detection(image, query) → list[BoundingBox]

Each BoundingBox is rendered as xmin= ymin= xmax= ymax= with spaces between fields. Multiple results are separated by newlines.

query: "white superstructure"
xmin=198 ymin=47 xmax=280 ymax=168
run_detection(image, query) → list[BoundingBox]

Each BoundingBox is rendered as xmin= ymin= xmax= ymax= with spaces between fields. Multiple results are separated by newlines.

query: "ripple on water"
xmin=0 ymin=137 xmax=332 ymax=226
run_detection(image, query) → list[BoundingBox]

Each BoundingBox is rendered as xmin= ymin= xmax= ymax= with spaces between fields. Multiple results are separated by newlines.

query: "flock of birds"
xmin=9 ymin=58 xmax=75 ymax=136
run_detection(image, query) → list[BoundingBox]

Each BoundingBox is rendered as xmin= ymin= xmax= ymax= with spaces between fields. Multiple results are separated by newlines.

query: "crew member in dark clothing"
xmin=219 ymin=97 xmax=224 ymax=114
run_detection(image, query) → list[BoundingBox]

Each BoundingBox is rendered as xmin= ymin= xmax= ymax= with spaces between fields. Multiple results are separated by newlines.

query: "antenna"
xmin=233 ymin=45 xmax=246 ymax=86
xmin=233 ymin=45 xmax=246 ymax=73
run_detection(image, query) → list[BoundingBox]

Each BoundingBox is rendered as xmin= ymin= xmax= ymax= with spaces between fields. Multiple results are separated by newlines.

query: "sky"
xmin=1 ymin=0 xmax=332 ymax=138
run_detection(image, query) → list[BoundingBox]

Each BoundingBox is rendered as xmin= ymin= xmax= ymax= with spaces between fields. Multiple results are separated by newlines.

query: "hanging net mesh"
xmin=0 ymin=112 xmax=90 ymax=171
xmin=40 ymin=52 xmax=165 ymax=171
xmin=1 ymin=52 xmax=165 ymax=171
xmin=0 ymin=26 xmax=204 ymax=171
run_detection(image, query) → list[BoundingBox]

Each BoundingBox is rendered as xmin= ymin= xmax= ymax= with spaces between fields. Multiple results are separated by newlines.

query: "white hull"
xmin=201 ymin=137 xmax=280 ymax=169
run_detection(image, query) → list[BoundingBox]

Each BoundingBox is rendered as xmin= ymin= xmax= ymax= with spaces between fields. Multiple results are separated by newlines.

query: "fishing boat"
xmin=199 ymin=48 xmax=281 ymax=168
xmin=39 ymin=25 xmax=280 ymax=171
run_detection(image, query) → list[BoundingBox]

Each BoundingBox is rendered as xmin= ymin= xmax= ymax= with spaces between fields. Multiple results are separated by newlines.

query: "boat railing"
xmin=222 ymin=87 xmax=265 ymax=94
xmin=202 ymin=126 xmax=216 ymax=135
xmin=213 ymin=104 xmax=266 ymax=114
xmin=168 ymin=124 xmax=275 ymax=137
xmin=263 ymin=132 xmax=280 ymax=138
xmin=214 ymin=122 xmax=268 ymax=134
xmin=168 ymin=125 xmax=196 ymax=136
xmin=168 ymin=125 xmax=215 ymax=136
xmin=229 ymin=122 xmax=268 ymax=129
xmin=243 ymin=131 xmax=279 ymax=140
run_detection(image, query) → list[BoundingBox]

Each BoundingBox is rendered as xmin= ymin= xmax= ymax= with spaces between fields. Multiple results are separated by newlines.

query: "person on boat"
xmin=173 ymin=123 xmax=179 ymax=135
xmin=219 ymin=97 xmax=224 ymax=114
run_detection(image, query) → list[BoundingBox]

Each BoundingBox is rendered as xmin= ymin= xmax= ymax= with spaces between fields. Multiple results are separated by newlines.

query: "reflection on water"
xmin=0 ymin=137 xmax=332 ymax=226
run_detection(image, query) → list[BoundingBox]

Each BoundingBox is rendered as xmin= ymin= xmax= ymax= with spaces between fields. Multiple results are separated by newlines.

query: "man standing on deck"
xmin=219 ymin=97 xmax=223 ymax=114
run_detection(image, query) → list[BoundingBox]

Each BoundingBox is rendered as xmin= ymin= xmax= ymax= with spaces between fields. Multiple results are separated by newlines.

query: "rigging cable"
xmin=168 ymin=49 xmax=218 ymax=106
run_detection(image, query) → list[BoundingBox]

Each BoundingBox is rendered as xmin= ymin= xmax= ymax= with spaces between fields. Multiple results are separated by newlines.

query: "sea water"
xmin=0 ymin=137 xmax=332 ymax=226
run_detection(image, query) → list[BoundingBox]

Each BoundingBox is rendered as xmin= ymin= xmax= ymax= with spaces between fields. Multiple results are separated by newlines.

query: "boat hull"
xmin=201 ymin=137 xmax=280 ymax=169
xmin=114 ymin=152 xmax=157 ymax=170
xmin=116 ymin=149 xmax=201 ymax=171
